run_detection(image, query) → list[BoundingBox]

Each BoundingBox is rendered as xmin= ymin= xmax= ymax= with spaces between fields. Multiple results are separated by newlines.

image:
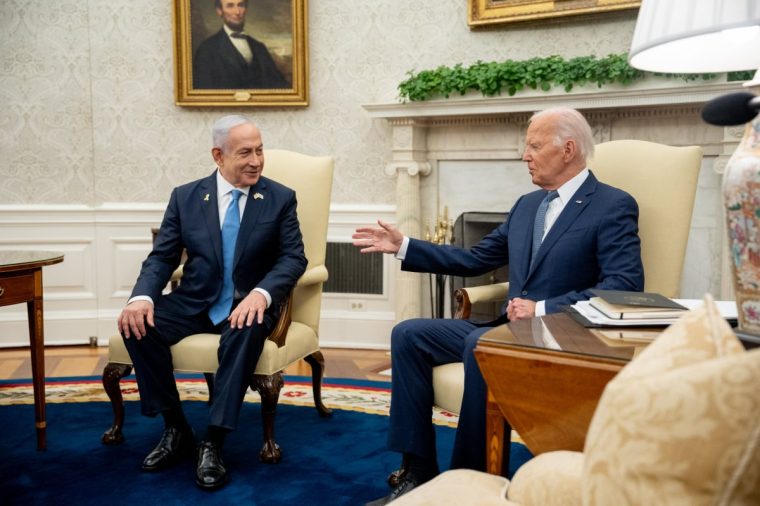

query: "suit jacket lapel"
xmin=528 ymin=174 xmax=598 ymax=276
xmin=234 ymin=178 xmax=268 ymax=270
xmin=199 ymin=173 xmax=223 ymax=270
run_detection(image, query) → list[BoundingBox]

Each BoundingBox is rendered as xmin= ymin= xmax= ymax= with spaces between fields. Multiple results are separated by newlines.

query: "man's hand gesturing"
xmin=352 ymin=220 xmax=403 ymax=254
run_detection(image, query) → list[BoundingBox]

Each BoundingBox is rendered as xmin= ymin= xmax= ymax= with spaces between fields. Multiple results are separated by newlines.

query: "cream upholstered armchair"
xmin=389 ymin=296 xmax=760 ymax=505
xmin=101 ymin=150 xmax=334 ymax=464
xmin=437 ymin=140 xmax=703 ymax=417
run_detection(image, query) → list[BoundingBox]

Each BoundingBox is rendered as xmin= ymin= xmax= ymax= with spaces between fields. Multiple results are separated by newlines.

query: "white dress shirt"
xmin=224 ymin=24 xmax=253 ymax=64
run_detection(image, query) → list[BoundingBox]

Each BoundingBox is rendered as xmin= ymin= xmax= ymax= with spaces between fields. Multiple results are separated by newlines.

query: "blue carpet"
xmin=0 ymin=379 xmax=531 ymax=505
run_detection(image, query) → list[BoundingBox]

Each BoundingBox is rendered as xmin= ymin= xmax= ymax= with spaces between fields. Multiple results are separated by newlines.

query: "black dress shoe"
xmin=195 ymin=441 xmax=228 ymax=490
xmin=142 ymin=426 xmax=196 ymax=471
xmin=366 ymin=471 xmax=423 ymax=505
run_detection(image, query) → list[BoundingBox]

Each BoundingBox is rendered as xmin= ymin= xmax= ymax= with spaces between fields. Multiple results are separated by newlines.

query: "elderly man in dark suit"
xmin=193 ymin=0 xmax=289 ymax=89
xmin=118 ymin=115 xmax=306 ymax=490
xmin=353 ymin=107 xmax=645 ymax=504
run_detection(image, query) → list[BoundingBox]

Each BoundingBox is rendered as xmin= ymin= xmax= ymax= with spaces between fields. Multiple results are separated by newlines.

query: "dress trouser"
xmin=122 ymin=299 xmax=273 ymax=431
xmin=386 ymin=318 xmax=494 ymax=471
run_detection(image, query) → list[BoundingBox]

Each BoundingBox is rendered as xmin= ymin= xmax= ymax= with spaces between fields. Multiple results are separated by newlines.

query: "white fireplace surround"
xmin=364 ymin=79 xmax=745 ymax=322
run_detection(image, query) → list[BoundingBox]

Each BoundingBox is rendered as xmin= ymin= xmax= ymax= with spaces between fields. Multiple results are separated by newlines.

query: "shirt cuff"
xmin=535 ymin=300 xmax=546 ymax=317
xmin=395 ymin=236 xmax=410 ymax=260
xmin=253 ymin=288 xmax=272 ymax=308
xmin=127 ymin=295 xmax=154 ymax=306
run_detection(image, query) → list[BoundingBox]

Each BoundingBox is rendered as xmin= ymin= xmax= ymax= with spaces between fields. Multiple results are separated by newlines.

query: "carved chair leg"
xmin=303 ymin=351 xmax=332 ymax=417
xmin=203 ymin=372 xmax=215 ymax=406
xmin=251 ymin=372 xmax=284 ymax=464
xmin=101 ymin=362 xmax=132 ymax=445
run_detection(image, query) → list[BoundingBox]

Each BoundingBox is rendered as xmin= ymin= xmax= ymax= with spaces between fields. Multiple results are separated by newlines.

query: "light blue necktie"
xmin=209 ymin=189 xmax=243 ymax=325
xmin=530 ymin=190 xmax=559 ymax=268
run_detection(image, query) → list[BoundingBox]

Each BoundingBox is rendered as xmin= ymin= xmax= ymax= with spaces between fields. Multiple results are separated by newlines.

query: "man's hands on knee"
xmin=229 ymin=291 xmax=267 ymax=329
xmin=118 ymin=300 xmax=155 ymax=339
xmin=352 ymin=220 xmax=403 ymax=254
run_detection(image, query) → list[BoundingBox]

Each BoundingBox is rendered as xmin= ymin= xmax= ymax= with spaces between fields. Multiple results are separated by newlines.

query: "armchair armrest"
xmin=296 ymin=265 xmax=328 ymax=287
xmin=267 ymin=265 xmax=328 ymax=347
xmin=453 ymin=282 xmax=509 ymax=320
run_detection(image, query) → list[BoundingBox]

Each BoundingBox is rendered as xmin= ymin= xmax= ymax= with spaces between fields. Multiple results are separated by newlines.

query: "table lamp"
xmin=628 ymin=0 xmax=760 ymax=340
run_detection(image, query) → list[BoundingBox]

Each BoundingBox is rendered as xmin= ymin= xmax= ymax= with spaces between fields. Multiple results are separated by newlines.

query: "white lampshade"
xmin=629 ymin=0 xmax=760 ymax=73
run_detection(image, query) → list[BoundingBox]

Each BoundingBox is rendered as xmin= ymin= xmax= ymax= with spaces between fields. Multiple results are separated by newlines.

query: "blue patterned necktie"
xmin=209 ymin=189 xmax=243 ymax=325
xmin=530 ymin=190 xmax=559 ymax=268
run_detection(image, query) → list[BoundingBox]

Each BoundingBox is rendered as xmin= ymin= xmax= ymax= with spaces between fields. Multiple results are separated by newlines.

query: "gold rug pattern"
xmin=0 ymin=378 xmax=459 ymax=428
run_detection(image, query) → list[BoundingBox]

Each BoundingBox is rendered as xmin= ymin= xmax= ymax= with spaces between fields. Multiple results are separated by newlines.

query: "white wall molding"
xmin=0 ymin=203 xmax=397 ymax=350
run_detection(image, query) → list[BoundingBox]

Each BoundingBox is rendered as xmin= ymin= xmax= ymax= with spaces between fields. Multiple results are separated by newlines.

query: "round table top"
xmin=0 ymin=251 xmax=64 ymax=273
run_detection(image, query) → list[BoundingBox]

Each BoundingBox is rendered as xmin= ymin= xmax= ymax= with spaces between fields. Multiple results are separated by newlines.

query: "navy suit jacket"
xmin=402 ymin=172 xmax=644 ymax=314
xmin=131 ymin=171 xmax=307 ymax=319
xmin=193 ymin=29 xmax=290 ymax=89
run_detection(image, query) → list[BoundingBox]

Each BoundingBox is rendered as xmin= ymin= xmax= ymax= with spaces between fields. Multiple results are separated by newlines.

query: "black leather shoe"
xmin=195 ymin=441 xmax=228 ymax=490
xmin=366 ymin=472 xmax=423 ymax=505
xmin=141 ymin=427 xmax=195 ymax=471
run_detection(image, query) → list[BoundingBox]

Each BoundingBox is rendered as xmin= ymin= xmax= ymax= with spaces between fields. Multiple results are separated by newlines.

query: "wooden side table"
xmin=475 ymin=313 xmax=653 ymax=475
xmin=0 ymin=251 xmax=64 ymax=450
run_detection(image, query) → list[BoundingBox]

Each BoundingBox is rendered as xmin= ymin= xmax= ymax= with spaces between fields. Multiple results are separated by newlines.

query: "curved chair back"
xmin=588 ymin=140 xmax=702 ymax=297
xmin=264 ymin=150 xmax=334 ymax=333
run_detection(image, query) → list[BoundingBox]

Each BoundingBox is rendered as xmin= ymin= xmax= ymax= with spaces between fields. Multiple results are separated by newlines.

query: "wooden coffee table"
xmin=474 ymin=313 xmax=656 ymax=475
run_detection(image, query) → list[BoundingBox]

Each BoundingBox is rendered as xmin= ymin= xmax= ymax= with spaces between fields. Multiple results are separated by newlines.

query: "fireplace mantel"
xmin=364 ymin=80 xmax=743 ymax=121
xmin=363 ymin=80 xmax=743 ymax=321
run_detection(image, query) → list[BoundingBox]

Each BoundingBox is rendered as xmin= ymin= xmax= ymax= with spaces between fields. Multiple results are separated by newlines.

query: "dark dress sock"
xmin=407 ymin=453 xmax=439 ymax=483
xmin=162 ymin=408 xmax=191 ymax=433
xmin=206 ymin=425 xmax=230 ymax=446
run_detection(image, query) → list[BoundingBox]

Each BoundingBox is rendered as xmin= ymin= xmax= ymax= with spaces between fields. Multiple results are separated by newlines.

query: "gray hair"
xmin=529 ymin=107 xmax=595 ymax=161
xmin=212 ymin=115 xmax=253 ymax=151
xmin=215 ymin=0 xmax=248 ymax=8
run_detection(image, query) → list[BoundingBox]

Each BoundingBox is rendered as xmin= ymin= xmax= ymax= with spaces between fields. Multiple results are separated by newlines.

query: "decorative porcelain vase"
xmin=723 ymin=86 xmax=760 ymax=335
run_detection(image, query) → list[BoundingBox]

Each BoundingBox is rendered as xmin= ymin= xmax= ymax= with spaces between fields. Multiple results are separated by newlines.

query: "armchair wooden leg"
xmin=101 ymin=362 xmax=132 ymax=445
xmin=304 ymin=350 xmax=332 ymax=417
xmin=251 ymin=372 xmax=284 ymax=464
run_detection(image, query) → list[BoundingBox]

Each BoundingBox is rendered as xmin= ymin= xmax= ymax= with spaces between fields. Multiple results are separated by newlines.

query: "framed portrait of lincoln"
xmin=173 ymin=0 xmax=308 ymax=107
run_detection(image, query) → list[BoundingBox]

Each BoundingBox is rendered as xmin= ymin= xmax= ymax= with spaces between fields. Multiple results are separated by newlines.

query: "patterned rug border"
xmin=0 ymin=375 xmax=459 ymax=428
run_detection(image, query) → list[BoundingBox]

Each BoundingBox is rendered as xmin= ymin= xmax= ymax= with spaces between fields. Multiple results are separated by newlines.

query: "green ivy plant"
xmin=397 ymin=53 xmax=754 ymax=102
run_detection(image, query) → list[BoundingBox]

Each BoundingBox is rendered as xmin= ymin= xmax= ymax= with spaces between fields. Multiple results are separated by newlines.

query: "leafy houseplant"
xmin=397 ymin=53 xmax=754 ymax=102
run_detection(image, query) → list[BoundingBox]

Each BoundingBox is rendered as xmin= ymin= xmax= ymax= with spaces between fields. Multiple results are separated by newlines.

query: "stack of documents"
xmin=571 ymin=297 xmax=738 ymax=327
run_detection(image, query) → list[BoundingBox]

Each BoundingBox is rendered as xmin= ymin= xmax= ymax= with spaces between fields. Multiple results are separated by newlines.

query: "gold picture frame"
xmin=468 ymin=0 xmax=640 ymax=28
xmin=173 ymin=0 xmax=308 ymax=107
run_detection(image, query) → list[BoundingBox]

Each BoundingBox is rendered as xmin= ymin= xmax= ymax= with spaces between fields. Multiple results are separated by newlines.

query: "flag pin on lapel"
xmin=253 ymin=192 xmax=264 ymax=200
xmin=203 ymin=193 xmax=210 ymax=201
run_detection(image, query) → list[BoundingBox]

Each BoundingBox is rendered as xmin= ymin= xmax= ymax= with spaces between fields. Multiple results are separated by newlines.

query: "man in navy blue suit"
xmin=354 ymin=107 xmax=644 ymax=504
xmin=118 ymin=115 xmax=306 ymax=489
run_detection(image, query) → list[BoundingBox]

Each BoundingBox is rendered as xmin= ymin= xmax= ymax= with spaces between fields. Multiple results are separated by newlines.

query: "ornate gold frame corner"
xmin=468 ymin=0 xmax=640 ymax=28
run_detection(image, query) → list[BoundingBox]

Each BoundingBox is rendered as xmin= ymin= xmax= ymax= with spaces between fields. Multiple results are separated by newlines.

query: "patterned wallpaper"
xmin=0 ymin=0 xmax=637 ymax=206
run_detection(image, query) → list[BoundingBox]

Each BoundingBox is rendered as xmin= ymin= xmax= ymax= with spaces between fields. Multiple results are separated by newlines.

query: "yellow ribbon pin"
xmin=203 ymin=193 xmax=210 ymax=201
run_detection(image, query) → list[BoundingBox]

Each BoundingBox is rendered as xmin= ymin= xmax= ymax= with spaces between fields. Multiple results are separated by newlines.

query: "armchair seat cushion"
xmin=392 ymin=469 xmax=516 ymax=506
xmin=506 ymin=450 xmax=583 ymax=506
xmin=432 ymin=362 xmax=464 ymax=415
xmin=107 ymin=321 xmax=319 ymax=376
